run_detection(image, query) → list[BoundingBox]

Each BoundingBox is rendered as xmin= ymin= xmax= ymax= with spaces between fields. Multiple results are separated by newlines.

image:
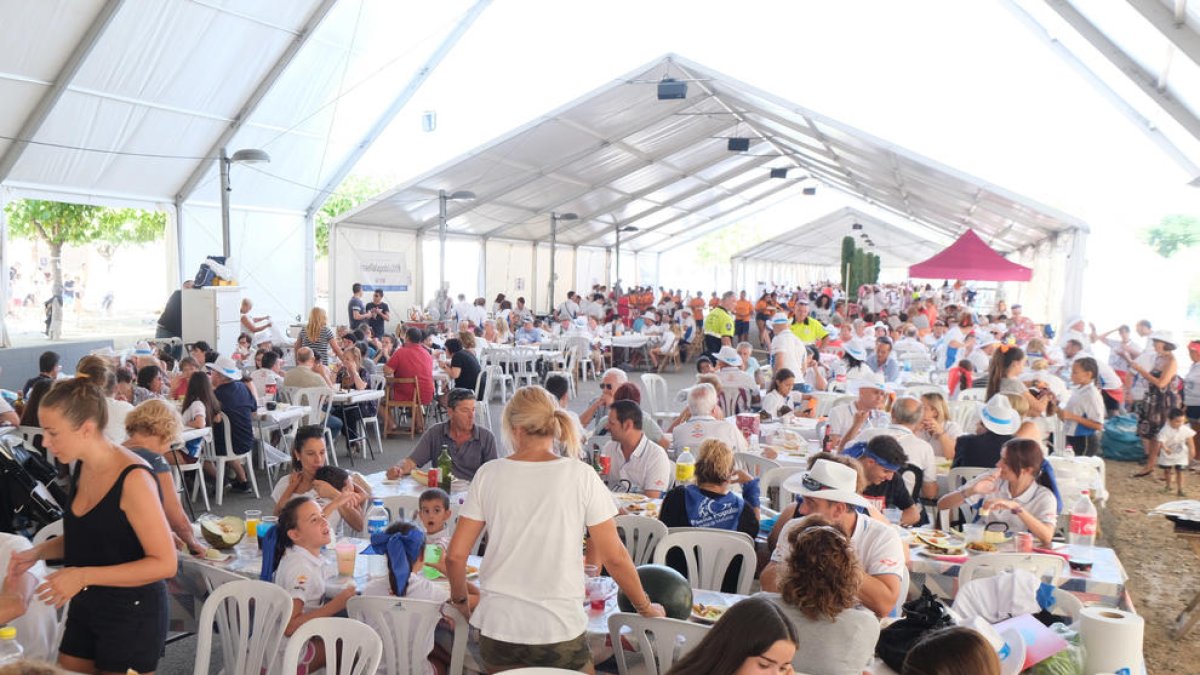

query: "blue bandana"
xmin=365 ymin=529 xmax=425 ymax=596
xmin=842 ymin=441 xmax=902 ymax=472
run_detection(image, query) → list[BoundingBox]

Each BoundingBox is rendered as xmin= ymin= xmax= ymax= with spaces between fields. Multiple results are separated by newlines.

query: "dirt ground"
xmin=1099 ymin=459 xmax=1200 ymax=675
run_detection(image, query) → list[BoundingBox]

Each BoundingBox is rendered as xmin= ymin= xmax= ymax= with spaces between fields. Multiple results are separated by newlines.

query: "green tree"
xmin=314 ymin=174 xmax=390 ymax=257
xmin=5 ymin=199 xmax=165 ymax=339
xmin=1141 ymin=214 xmax=1200 ymax=257
xmin=840 ymin=236 xmax=855 ymax=290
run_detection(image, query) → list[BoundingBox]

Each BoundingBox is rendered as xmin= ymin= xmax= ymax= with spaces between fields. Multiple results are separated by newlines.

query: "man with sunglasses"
xmin=386 ymin=388 xmax=497 ymax=481
xmin=579 ymin=368 xmax=627 ymax=436
xmin=760 ymin=459 xmax=907 ymax=618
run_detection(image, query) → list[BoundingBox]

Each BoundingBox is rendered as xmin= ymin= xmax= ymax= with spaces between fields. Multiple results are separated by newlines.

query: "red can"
xmin=1016 ymin=532 xmax=1034 ymax=553
xmin=598 ymin=456 xmax=611 ymax=476
xmin=427 ymin=468 xmax=439 ymax=488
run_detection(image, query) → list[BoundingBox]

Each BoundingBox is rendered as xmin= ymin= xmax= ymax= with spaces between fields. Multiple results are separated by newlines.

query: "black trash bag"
xmin=875 ymin=586 xmax=954 ymax=672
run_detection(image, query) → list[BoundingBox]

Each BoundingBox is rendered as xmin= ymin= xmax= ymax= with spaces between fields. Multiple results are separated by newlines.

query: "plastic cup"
xmin=584 ymin=564 xmax=599 ymax=578
xmin=586 ymin=577 xmax=608 ymax=612
xmin=336 ymin=540 xmax=357 ymax=577
xmin=884 ymin=507 xmax=902 ymax=525
xmin=244 ymin=510 xmax=261 ymax=543
xmin=425 ymin=544 xmax=443 ymax=565
xmin=963 ymin=523 xmax=985 ymax=544
xmin=256 ymin=516 xmax=277 ymax=550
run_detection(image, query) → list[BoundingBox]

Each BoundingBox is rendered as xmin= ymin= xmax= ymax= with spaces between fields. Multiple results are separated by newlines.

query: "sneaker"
xmin=229 ymin=480 xmax=253 ymax=494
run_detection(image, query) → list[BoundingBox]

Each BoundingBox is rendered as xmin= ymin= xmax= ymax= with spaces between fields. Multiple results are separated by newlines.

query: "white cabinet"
xmin=182 ymin=287 xmax=242 ymax=357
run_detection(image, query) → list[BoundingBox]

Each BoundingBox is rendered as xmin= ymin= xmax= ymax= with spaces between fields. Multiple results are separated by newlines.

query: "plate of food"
xmin=966 ymin=541 xmax=998 ymax=553
xmin=624 ymin=501 xmax=658 ymax=514
xmin=380 ymin=479 xmax=402 ymax=486
xmin=615 ymin=493 xmax=649 ymax=504
xmin=200 ymin=548 xmax=231 ymax=563
xmin=410 ymin=469 xmax=429 ymax=484
xmin=691 ymin=602 xmax=729 ymax=624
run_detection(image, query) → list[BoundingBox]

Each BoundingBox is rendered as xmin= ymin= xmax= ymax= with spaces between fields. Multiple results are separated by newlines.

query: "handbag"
xmin=875 ymin=586 xmax=955 ymax=671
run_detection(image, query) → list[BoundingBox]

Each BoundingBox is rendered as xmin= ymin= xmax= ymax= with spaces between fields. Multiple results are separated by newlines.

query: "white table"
xmin=331 ymin=388 xmax=385 ymax=405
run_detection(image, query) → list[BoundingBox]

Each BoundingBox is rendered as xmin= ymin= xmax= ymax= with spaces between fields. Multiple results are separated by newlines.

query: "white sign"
xmin=354 ymin=251 xmax=411 ymax=292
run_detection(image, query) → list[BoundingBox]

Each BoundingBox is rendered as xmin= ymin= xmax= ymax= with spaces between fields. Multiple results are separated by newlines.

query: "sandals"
xmin=1133 ymin=469 xmax=1154 ymax=478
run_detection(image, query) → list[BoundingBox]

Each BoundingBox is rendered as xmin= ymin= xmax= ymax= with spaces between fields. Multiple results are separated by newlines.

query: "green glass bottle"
xmin=438 ymin=444 xmax=453 ymax=493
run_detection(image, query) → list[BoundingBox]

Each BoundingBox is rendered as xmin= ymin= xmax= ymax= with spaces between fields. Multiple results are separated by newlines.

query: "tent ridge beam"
xmin=0 ymin=0 xmax=126 ymax=184
xmin=1124 ymin=0 xmax=1200 ymax=69
xmin=175 ymin=0 xmax=339 ymax=204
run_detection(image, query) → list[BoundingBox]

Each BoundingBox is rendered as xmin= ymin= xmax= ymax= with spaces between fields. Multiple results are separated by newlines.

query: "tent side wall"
xmin=330 ymin=222 xmax=421 ymax=328
xmin=1005 ymin=229 xmax=1086 ymax=330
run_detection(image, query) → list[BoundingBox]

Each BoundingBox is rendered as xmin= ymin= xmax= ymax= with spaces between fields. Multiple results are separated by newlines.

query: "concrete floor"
xmin=159 ymin=360 xmax=702 ymax=674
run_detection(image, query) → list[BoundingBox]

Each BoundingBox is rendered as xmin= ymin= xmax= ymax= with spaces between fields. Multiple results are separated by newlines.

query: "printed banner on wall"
xmin=354 ymin=250 xmax=412 ymax=292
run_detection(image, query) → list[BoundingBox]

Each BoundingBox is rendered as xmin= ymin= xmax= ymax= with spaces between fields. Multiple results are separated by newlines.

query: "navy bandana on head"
xmin=365 ymin=529 xmax=425 ymax=596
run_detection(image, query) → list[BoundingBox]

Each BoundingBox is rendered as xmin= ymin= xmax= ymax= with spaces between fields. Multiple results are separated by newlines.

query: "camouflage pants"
xmin=479 ymin=632 xmax=592 ymax=672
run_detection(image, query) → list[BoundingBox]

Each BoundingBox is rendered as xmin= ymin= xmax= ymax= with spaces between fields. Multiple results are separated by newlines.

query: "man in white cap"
xmin=206 ymin=355 xmax=257 ymax=492
xmin=952 ymin=394 xmax=1022 ymax=469
xmin=859 ymin=396 xmax=938 ymax=500
xmin=761 ymin=459 xmax=908 ymax=617
xmin=829 ymin=372 xmax=890 ymax=450
xmin=670 ymin=383 xmax=748 ymax=458
xmin=769 ymin=313 xmax=806 ymax=376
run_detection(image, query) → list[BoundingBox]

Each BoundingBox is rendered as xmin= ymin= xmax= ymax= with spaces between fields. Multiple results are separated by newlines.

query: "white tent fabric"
xmin=335 ymin=54 xmax=1089 ymax=322
xmin=0 ymin=0 xmax=488 ymax=339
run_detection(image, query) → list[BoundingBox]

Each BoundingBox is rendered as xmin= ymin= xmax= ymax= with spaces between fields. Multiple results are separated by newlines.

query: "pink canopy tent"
xmin=908 ymin=229 xmax=1032 ymax=281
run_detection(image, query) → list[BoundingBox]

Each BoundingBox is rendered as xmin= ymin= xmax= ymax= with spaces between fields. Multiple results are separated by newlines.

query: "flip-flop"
xmin=1133 ymin=469 xmax=1154 ymax=478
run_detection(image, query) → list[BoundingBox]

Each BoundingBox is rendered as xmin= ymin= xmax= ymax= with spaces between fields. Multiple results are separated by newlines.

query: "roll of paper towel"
xmin=1080 ymin=606 xmax=1144 ymax=674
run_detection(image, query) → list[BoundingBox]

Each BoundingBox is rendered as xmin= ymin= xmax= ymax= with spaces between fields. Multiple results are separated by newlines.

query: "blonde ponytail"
xmin=501 ymin=385 xmax=580 ymax=457
xmin=552 ymin=407 xmax=581 ymax=459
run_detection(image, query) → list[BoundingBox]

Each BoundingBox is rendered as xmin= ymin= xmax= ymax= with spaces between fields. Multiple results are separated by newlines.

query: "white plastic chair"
xmin=204 ymin=420 xmax=261 ymax=506
xmin=652 ymin=529 xmax=755 ymax=594
xmin=733 ymin=452 xmax=780 ymax=479
xmin=181 ymin=557 xmax=245 ymax=593
xmin=948 ymin=400 xmax=983 ymax=433
xmin=808 ymin=391 xmax=842 ymax=418
xmin=378 ymin=494 xmax=421 ymax=522
xmin=169 ymin=452 xmax=210 ymax=513
xmin=640 ymin=374 xmax=678 ymax=422
xmin=901 ymin=383 xmax=947 ymax=398
xmin=607 ymin=614 xmax=711 ymax=675
xmin=32 ymin=519 xmax=63 ymax=547
xmin=356 ymin=383 xmax=385 ymax=461
xmin=937 ymin=466 xmax=993 ymax=528
xmin=957 ymin=388 xmax=987 ymax=402
xmin=958 ymin=553 xmax=1068 ymax=586
xmin=280 ymin=617 xmax=382 ymax=675
xmin=475 ymin=367 xmax=503 ymax=429
xmin=614 ymin=515 xmax=670 ymax=566
xmin=288 ymin=386 xmax=338 ymax=467
xmin=759 ymin=466 xmax=807 ymax=511
xmin=193 ymin=579 xmax=293 ymax=675
xmin=510 ymin=347 xmax=539 ymax=387
xmin=346 ymin=596 xmax=444 ymax=675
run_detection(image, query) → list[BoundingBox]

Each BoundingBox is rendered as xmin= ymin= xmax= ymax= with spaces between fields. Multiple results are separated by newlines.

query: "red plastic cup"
xmin=598 ymin=456 xmax=611 ymax=476
xmin=1016 ymin=532 xmax=1033 ymax=553
xmin=427 ymin=468 xmax=439 ymax=488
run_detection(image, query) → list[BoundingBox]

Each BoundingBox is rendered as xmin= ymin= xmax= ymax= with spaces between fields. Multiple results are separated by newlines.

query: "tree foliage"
xmin=840 ymin=236 xmax=880 ymax=292
xmin=314 ymin=174 xmax=390 ymax=257
xmin=1141 ymin=214 xmax=1200 ymax=258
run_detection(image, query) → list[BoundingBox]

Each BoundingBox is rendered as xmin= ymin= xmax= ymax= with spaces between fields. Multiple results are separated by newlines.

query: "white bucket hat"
xmin=642 ymin=311 xmax=657 ymax=322
xmin=843 ymin=340 xmax=868 ymax=362
xmin=716 ymin=345 xmax=742 ymax=367
xmin=205 ymin=356 xmax=242 ymax=380
xmin=847 ymin=370 xmax=887 ymax=395
xmin=782 ymin=459 xmax=868 ymax=508
xmin=132 ymin=341 xmax=154 ymax=356
xmin=771 ymin=312 xmax=790 ymax=326
xmin=980 ymin=393 xmax=1022 ymax=435
xmin=1149 ymin=330 xmax=1176 ymax=350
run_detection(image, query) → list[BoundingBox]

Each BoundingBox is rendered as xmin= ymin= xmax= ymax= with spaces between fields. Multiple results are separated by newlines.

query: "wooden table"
xmin=1172 ymin=525 xmax=1200 ymax=638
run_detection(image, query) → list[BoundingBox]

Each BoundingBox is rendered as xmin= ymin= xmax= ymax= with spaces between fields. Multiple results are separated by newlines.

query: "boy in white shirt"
xmin=1158 ymin=410 xmax=1196 ymax=496
xmin=418 ymin=488 xmax=454 ymax=576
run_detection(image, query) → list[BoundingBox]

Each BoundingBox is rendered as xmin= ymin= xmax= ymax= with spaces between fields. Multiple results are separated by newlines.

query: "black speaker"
xmin=727 ymin=137 xmax=750 ymax=152
xmin=770 ymin=168 xmax=788 ymax=179
xmin=657 ymin=78 xmax=687 ymax=100
xmin=802 ymin=186 xmax=817 ymax=195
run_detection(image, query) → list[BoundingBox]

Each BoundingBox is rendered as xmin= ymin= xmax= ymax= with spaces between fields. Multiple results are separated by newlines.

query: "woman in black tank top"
xmin=8 ymin=375 xmax=176 ymax=674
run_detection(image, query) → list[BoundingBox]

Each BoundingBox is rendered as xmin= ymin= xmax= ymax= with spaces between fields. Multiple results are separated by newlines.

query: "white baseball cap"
xmin=847 ymin=370 xmax=887 ymax=394
xmin=771 ymin=313 xmax=791 ymax=325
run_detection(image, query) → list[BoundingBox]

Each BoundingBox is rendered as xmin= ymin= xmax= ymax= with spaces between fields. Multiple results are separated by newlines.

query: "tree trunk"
xmin=48 ymin=241 xmax=63 ymax=340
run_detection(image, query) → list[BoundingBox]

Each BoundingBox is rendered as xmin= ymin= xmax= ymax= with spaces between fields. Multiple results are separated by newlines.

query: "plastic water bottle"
xmin=1067 ymin=489 xmax=1097 ymax=565
xmin=366 ymin=499 xmax=390 ymax=578
xmin=675 ymin=447 xmax=695 ymax=484
xmin=0 ymin=626 xmax=23 ymax=665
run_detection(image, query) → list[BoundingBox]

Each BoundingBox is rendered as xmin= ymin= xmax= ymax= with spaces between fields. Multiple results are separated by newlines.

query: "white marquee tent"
xmin=334 ymin=54 xmax=1090 ymax=325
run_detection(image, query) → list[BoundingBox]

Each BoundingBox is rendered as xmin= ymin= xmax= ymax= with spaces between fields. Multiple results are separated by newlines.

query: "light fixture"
xmin=851 ymin=223 xmax=863 ymax=230
xmin=437 ymin=189 xmax=476 ymax=294
xmin=657 ymin=77 xmax=687 ymax=100
xmin=548 ymin=212 xmax=578 ymax=311
xmin=769 ymin=168 xmax=788 ymax=179
xmin=859 ymin=233 xmax=869 ymax=239
xmin=727 ymin=137 xmax=750 ymax=152
xmin=219 ymin=147 xmax=272 ymax=259
xmin=802 ymin=186 xmax=817 ymax=196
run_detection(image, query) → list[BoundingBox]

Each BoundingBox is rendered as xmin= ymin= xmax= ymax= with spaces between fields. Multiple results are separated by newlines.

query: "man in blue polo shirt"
xmin=207 ymin=356 xmax=256 ymax=493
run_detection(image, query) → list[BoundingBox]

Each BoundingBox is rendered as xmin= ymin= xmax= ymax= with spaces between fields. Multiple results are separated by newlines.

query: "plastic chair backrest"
xmin=948 ymin=400 xmax=983 ymax=433
xmin=958 ymin=553 xmax=1068 ymax=586
xmin=809 ymin=392 xmax=842 ymax=418
xmin=640 ymin=373 xmax=670 ymax=417
xmin=957 ymin=388 xmax=987 ymax=402
xmin=346 ymin=595 xmax=444 ymax=675
xmin=607 ymin=614 xmax=711 ymax=675
xmin=182 ymin=557 xmax=244 ymax=593
xmin=733 ymin=452 xmax=780 ymax=479
xmin=614 ymin=515 xmax=669 ymax=566
xmin=32 ymin=519 xmax=63 ymax=547
xmin=379 ymin=494 xmax=421 ymax=522
xmin=947 ymin=466 xmax=991 ymax=491
xmin=193 ymin=579 xmax=292 ymax=675
xmin=280 ymin=617 xmax=382 ymax=675
xmin=759 ymin=466 xmax=807 ymax=510
xmin=290 ymin=386 xmax=333 ymax=426
xmin=652 ymin=529 xmax=755 ymax=594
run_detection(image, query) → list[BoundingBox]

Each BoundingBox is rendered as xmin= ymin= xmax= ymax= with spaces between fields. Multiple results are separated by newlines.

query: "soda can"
xmin=427 ymin=468 xmax=439 ymax=488
xmin=598 ymin=456 xmax=611 ymax=476
xmin=1016 ymin=532 xmax=1033 ymax=553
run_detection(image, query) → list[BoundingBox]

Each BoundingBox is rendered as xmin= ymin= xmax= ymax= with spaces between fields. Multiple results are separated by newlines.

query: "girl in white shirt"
xmin=761 ymin=368 xmax=804 ymax=419
xmin=937 ymin=438 xmax=1059 ymax=546
xmin=1060 ymin=357 xmax=1105 ymax=457
xmin=269 ymin=496 xmax=357 ymax=675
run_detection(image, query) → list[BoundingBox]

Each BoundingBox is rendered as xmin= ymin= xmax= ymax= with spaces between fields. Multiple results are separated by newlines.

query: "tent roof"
xmin=730 ymin=207 xmax=949 ymax=268
xmin=0 ymin=0 xmax=487 ymax=210
xmin=909 ymin=229 xmax=1033 ymax=282
xmin=337 ymin=53 xmax=1088 ymax=253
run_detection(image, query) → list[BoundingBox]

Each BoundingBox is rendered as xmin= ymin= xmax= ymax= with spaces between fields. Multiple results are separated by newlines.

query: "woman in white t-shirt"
xmin=917 ymin=392 xmax=962 ymax=460
xmin=937 ymin=438 xmax=1059 ymax=546
xmin=445 ymin=386 xmax=665 ymax=672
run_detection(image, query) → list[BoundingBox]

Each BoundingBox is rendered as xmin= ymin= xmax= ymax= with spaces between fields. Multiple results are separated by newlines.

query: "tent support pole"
xmin=604 ymin=247 xmax=612 ymax=290
xmin=549 ymin=216 xmax=557 ymax=314
xmin=438 ymin=191 xmax=448 ymax=295
xmin=530 ymin=242 xmax=538 ymax=315
xmin=414 ymin=232 xmax=424 ymax=310
xmin=479 ymin=238 xmax=488 ymax=305
xmin=304 ymin=211 xmax=316 ymax=311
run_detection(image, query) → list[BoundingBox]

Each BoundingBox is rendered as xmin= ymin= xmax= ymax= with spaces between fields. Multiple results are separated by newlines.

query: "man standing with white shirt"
xmin=769 ymin=313 xmax=806 ymax=376
xmin=603 ymin=401 xmax=671 ymax=497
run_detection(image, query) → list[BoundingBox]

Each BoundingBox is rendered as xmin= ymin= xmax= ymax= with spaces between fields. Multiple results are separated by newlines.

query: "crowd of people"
xmin=0 ymin=275 xmax=1191 ymax=675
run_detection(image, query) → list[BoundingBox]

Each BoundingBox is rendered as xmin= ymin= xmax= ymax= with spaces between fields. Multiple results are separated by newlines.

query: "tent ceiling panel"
xmin=0 ymin=0 xmax=103 ymax=80
xmin=731 ymin=207 xmax=947 ymax=268
xmin=337 ymin=55 xmax=1086 ymax=257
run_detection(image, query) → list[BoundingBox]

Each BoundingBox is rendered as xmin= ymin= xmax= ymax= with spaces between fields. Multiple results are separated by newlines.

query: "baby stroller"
xmin=0 ymin=433 xmax=65 ymax=536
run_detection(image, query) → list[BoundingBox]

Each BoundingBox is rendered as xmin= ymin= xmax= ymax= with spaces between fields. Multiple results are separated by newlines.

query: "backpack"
xmin=875 ymin=586 xmax=954 ymax=671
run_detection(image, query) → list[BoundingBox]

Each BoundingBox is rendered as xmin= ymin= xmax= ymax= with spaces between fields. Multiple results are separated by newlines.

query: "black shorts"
xmin=1188 ymin=405 xmax=1200 ymax=422
xmin=479 ymin=632 xmax=592 ymax=671
xmin=755 ymin=313 xmax=770 ymax=323
xmin=735 ymin=320 xmax=750 ymax=335
xmin=60 ymin=582 xmax=168 ymax=673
